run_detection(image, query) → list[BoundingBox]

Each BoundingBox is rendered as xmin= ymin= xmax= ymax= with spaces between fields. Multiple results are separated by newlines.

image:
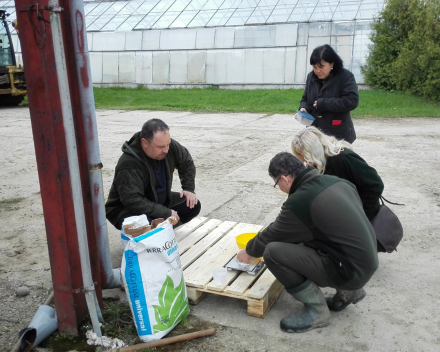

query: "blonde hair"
xmin=291 ymin=127 xmax=353 ymax=173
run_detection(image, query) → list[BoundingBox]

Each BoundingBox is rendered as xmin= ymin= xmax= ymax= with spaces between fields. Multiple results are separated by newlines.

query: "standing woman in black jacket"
xmin=297 ymin=44 xmax=359 ymax=143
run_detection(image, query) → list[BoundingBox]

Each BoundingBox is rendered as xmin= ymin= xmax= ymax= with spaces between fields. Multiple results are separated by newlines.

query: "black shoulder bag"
xmin=371 ymin=196 xmax=404 ymax=253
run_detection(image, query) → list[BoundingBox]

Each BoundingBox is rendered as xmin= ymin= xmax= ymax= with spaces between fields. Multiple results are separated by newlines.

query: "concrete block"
xmin=90 ymin=52 xmax=103 ymax=83
xmin=188 ymin=51 xmax=206 ymax=83
xmin=125 ymin=31 xmax=143 ymax=51
xmin=92 ymin=32 xmax=126 ymax=51
xmin=142 ymin=30 xmax=161 ymax=50
xmin=119 ymin=52 xmax=136 ymax=83
xmin=215 ymin=27 xmax=235 ymax=48
xmin=275 ymin=23 xmax=298 ymax=47
xmin=152 ymin=51 xmax=170 ymax=84
xmin=160 ymin=29 xmax=197 ymax=50
xmin=102 ymin=52 xmax=119 ymax=83
xmin=135 ymin=51 xmax=153 ymax=84
xmin=170 ymin=51 xmax=188 ymax=83
xmin=196 ymin=28 xmax=216 ymax=49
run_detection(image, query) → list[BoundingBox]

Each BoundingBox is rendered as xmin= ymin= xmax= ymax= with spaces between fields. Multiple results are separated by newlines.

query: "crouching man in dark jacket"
xmin=105 ymin=118 xmax=201 ymax=230
xmin=237 ymin=152 xmax=378 ymax=333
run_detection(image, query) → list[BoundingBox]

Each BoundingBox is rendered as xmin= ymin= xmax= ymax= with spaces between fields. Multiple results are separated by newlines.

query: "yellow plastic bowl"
xmin=236 ymin=232 xmax=258 ymax=249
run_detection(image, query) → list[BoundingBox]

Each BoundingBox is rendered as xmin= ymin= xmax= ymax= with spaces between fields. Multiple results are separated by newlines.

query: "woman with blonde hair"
xmin=291 ymin=127 xmax=384 ymax=222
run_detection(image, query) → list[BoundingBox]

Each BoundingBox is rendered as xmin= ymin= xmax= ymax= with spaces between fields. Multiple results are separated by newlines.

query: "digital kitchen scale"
xmin=226 ymin=255 xmax=265 ymax=275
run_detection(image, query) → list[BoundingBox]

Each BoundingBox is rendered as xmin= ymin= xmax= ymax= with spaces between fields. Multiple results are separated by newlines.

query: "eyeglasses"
xmin=273 ymin=176 xmax=282 ymax=188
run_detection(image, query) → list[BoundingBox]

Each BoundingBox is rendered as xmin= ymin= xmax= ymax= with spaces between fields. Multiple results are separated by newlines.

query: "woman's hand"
xmin=237 ymin=249 xmax=253 ymax=264
xmin=295 ymin=108 xmax=308 ymax=121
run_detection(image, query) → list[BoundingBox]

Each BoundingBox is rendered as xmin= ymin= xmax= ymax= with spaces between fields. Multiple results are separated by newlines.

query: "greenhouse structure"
xmin=2 ymin=0 xmax=385 ymax=88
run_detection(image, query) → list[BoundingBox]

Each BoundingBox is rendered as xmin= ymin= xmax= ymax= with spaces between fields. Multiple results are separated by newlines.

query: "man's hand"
xmin=237 ymin=248 xmax=253 ymax=264
xmin=171 ymin=210 xmax=180 ymax=222
xmin=180 ymin=190 xmax=197 ymax=209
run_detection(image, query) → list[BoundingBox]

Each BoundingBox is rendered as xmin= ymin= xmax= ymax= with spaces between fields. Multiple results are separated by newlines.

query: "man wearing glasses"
xmin=237 ymin=152 xmax=378 ymax=333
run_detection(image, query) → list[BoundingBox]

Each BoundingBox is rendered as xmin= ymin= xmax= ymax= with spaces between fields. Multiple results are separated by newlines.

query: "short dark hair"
xmin=140 ymin=119 xmax=169 ymax=142
xmin=268 ymin=152 xmax=305 ymax=179
xmin=310 ymin=44 xmax=343 ymax=74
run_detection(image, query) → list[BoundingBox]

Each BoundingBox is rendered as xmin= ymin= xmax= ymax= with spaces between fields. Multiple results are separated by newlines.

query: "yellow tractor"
xmin=0 ymin=9 xmax=26 ymax=106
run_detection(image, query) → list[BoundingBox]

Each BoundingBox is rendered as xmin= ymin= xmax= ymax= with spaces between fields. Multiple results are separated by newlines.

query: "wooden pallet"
xmin=175 ymin=217 xmax=284 ymax=318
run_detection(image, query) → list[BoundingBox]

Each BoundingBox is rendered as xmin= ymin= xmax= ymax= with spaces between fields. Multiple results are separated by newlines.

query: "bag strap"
xmin=380 ymin=196 xmax=405 ymax=206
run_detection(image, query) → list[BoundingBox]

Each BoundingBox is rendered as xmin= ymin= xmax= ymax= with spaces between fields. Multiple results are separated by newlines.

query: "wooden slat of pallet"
xmin=183 ymin=222 xmax=263 ymax=288
xmin=186 ymin=277 xmax=284 ymax=318
xmin=245 ymin=267 xmax=280 ymax=300
xmin=224 ymin=266 xmax=266 ymax=296
xmin=174 ymin=217 xmax=209 ymax=242
xmin=205 ymin=269 xmax=241 ymax=292
xmin=247 ymin=279 xmax=284 ymax=318
xmin=180 ymin=221 xmax=237 ymax=270
xmin=178 ymin=219 xmax=223 ymax=254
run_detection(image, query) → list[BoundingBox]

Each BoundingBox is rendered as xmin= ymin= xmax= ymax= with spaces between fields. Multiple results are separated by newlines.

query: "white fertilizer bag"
xmin=121 ymin=218 xmax=189 ymax=342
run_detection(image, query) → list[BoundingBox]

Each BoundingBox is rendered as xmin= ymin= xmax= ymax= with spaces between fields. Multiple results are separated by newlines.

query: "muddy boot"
xmin=326 ymin=288 xmax=366 ymax=312
xmin=280 ymin=280 xmax=331 ymax=333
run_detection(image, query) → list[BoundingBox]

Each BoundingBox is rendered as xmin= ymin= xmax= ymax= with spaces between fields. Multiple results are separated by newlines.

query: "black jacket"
xmin=325 ymin=148 xmax=384 ymax=220
xmin=300 ymin=68 xmax=359 ymax=143
xmin=246 ymin=168 xmax=378 ymax=290
xmin=105 ymin=132 xmax=196 ymax=226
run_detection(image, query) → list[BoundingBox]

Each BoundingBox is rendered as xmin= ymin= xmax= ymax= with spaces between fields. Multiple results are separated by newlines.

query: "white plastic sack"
xmin=121 ymin=218 xmax=189 ymax=342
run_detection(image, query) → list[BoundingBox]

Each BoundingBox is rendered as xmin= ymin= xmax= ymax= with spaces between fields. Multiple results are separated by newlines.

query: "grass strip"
xmin=92 ymin=87 xmax=440 ymax=118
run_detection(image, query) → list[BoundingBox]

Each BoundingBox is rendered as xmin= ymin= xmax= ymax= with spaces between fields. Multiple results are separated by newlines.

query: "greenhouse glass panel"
xmin=188 ymin=51 xmax=206 ymax=83
xmin=152 ymin=12 xmax=180 ymax=28
xmin=188 ymin=10 xmax=216 ymax=27
xmin=104 ymin=2 xmax=130 ymax=16
xmin=237 ymin=0 xmax=260 ymax=9
xmin=332 ymin=21 xmax=355 ymax=36
xmin=135 ymin=0 xmax=161 ymax=14
xmin=277 ymin=0 xmax=298 ymax=5
xmin=226 ymin=9 xmax=253 ymax=26
xmin=89 ymin=52 xmax=103 ymax=83
xmin=119 ymin=0 xmax=146 ymax=15
xmin=309 ymin=2 xmax=337 ymax=21
xmin=214 ymin=27 xmax=235 ymax=47
xmin=134 ymin=12 xmax=164 ymax=29
xmin=245 ymin=49 xmax=264 ymax=83
xmin=196 ymin=28 xmax=215 ymax=47
xmin=168 ymin=0 xmax=192 ymax=12
xmin=267 ymin=6 xmax=295 ymax=23
xmin=152 ymin=52 xmax=170 ymax=84
xmin=125 ymin=31 xmax=143 ymax=49
xmin=84 ymin=3 xmax=99 ymax=16
xmin=151 ymin=0 xmax=177 ymax=12
xmin=357 ymin=1 xmax=384 ymax=19
xmin=202 ymin=0 xmax=226 ymax=10
xmin=259 ymin=0 xmax=281 ymax=6
xmin=170 ymin=11 xmax=198 ymax=27
xmin=119 ymin=52 xmax=136 ymax=83
xmin=170 ymin=51 xmax=188 ymax=83
xmin=135 ymin=52 xmax=153 ymax=84
xmin=186 ymin=0 xmax=209 ymax=11
xmin=116 ymin=14 xmax=145 ymax=31
xmin=220 ymin=0 xmax=242 ymax=10
xmin=308 ymin=22 xmax=331 ymax=36
xmin=102 ymin=15 xmax=130 ymax=31
xmin=87 ymin=2 xmax=112 ymax=19
xmin=87 ymin=15 xmax=114 ymax=31
xmin=207 ymin=9 xmax=235 ymax=26
xmin=235 ymin=26 xmax=276 ymax=47
xmin=246 ymin=7 xmax=274 ymax=25
xmin=333 ymin=2 xmax=359 ymax=20
xmin=226 ymin=50 xmax=245 ymax=83
xmin=288 ymin=2 xmax=316 ymax=22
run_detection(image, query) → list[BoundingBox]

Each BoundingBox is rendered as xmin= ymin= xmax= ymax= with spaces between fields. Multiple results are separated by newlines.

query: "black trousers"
xmin=263 ymin=242 xmax=335 ymax=290
xmin=115 ymin=193 xmax=201 ymax=230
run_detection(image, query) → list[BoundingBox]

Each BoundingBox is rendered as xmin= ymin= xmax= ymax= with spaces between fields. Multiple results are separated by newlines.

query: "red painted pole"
xmin=14 ymin=0 xmax=102 ymax=334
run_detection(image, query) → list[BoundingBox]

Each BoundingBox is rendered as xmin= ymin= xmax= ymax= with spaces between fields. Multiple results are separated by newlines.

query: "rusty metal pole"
xmin=64 ymin=0 xmax=121 ymax=289
xmin=13 ymin=0 xmax=103 ymax=335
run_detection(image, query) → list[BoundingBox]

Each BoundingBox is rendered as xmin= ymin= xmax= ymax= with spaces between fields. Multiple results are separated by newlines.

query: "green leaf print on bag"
xmin=152 ymin=274 xmax=189 ymax=333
